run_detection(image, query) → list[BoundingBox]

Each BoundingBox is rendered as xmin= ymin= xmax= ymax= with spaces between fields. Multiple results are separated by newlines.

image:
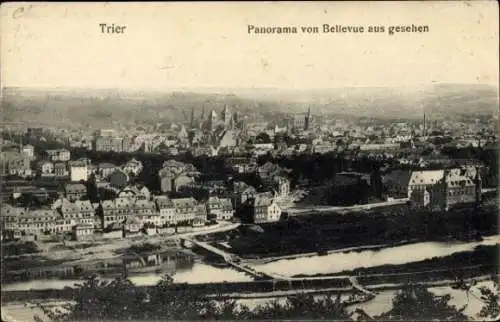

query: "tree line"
xmin=34 ymin=274 xmax=499 ymax=321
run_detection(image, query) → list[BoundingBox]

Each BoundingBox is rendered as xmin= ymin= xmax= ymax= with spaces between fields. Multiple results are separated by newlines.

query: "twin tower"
xmin=190 ymin=104 xmax=239 ymax=132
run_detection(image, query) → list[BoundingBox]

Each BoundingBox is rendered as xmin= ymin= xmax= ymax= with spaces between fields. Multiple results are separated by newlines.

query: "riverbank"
xmin=287 ymin=198 xmax=408 ymax=215
xmin=247 ymin=236 xmax=500 ymax=278
xmin=6 ymin=221 xmax=239 ymax=261
xmin=1 ymin=265 xmax=496 ymax=303
xmin=242 ymin=238 xmax=422 ymax=265
xmin=291 ymin=244 xmax=499 ymax=279
xmin=206 ymin=274 xmax=496 ymax=300
xmin=4 ymin=279 xmax=495 ymax=322
xmin=1 ymin=222 xmax=240 ymax=280
xmin=203 ymin=204 xmax=498 ymax=259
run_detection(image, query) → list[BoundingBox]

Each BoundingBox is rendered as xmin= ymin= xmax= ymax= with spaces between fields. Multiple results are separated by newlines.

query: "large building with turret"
xmin=287 ymin=107 xmax=314 ymax=133
xmin=408 ymin=166 xmax=482 ymax=211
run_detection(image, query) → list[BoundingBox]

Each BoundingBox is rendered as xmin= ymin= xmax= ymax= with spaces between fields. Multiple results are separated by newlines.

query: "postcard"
xmin=1 ymin=1 xmax=499 ymax=321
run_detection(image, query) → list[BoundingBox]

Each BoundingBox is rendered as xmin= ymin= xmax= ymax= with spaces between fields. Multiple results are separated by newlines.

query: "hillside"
xmin=1 ymin=84 xmax=497 ymax=128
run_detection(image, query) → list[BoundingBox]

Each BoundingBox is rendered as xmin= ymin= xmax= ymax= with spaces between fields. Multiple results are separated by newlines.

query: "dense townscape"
xmin=1 ymin=95 xmax=499 ymax=321
xmin=1 ymin=103 xmax=497 ymax=235
xmin=1 ymin=1 xmax=498 ymax=320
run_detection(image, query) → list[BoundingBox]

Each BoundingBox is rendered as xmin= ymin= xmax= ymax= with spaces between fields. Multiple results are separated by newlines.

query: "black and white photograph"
xmin=1 ymin=2 xmax=499 ymax=321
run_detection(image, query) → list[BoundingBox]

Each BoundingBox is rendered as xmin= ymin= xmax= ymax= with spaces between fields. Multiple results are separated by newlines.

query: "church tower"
xmin=201 ymin=104 xmax=206 ymax=120
xmin=304 ymin=106 xmax=312 ymax=131
xmin=222 ymin=104 xmax=231 ymax=129
xmin=208 ymin=110 xmax=218 ymax=132
xmin=190 ymin=107 xmax=195 ymax=128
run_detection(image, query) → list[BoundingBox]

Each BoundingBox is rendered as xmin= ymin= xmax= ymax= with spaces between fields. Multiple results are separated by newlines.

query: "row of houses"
xmin=1 ymin=193 xmax=236 ymax=240
xmin=2 ymin=143 xmax=145 ymax=185
xmin=2 ymin=183 xmax=290 ymax=242
xmin=35 ymin=158 xmax=144 ymax=183
xmin=2 ymin=198 xmax=95 ymax=241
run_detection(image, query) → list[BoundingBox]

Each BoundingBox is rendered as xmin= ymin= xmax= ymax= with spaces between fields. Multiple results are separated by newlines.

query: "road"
xmin=205 ymin=286 xmax=354 ymax=299
xmin=287 ymin=189 xmax=496 ymax=216
xmin=202 ymin=274 xmax=497 ymax=300
xmin=287 ymin=198 xmax=409 ymax=215
xmin=349 ymin=276 xmax=377 ymax=296
xmin=175 ymin=222 xmax=240 ymax=239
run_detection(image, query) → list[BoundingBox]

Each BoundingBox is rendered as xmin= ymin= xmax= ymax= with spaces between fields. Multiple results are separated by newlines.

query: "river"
xmin=1 ymin=262 xmax=254 ymax=292
xmin=2 ymin=235 xmax=499 ymax=292
xmin=247 ymin=235 xmax=500 ymax=277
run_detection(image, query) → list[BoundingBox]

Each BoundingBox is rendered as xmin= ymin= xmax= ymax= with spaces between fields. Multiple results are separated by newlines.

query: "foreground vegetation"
xmin=1 ymin=241 xmax=40 ymax=257
xmin=31 ymin=274 xmax=499 ymax=321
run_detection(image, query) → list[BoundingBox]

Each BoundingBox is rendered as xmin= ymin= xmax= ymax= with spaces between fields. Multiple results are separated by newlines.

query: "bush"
xmin=2 ymin=241 xmax=40 ymax=256
xmin=128 ymin=242 xmax=161 ymax=254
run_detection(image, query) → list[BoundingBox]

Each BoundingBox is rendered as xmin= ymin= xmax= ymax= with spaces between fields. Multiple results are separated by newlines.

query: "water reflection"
xmin=1 ymin=262 xmax=254 ymax=291
xmin=130 ymin=264 xmax=254 ymax=285
xmin=2 ymin=236 xmax=498 ymax=292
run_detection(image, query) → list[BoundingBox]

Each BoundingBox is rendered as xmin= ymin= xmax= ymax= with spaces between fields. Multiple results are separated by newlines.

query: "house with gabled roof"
xmin=171 ymin=197 xmax=197 ymax=225
xmin=250 ymin=193 xmax=282 ymax=224
xmin=100 ymin=197 xmax=133 ymax=230
xmin=206 ymin=196 xmax=234 ymax=221
xmin=63 ymin=183 xmax=87 ymax=202
xmin=154 ymin=196 xmax=176 ymax=227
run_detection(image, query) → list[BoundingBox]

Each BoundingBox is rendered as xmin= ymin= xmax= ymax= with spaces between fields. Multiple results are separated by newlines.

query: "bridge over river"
xmin=181 ymin=237 xmax=377 ymax=297
xmin=182 ymin=237 xmax=276 ymax=280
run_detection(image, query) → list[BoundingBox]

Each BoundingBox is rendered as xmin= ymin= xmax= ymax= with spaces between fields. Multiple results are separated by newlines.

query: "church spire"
xmin=201 ymin=103 xmax=206 ymax=120
xmin=190 ymin=107 xmax=195 ymax=128
xmin=305 ymin=106 xmax=312 ymax=131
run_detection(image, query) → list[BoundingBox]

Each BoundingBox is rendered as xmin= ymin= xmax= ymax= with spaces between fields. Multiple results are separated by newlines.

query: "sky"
xmin=1 ymin=1 xmax=498 ymax=90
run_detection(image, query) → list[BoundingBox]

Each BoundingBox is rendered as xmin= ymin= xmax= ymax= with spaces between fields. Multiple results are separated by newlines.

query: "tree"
xmin=252 ymin=293 xmax=352 ymax=320
xmin=38 ymin=275 xmax=355 ymax=321
xmin=144 ymin=274 xmax=208 ymax=319
xmin=59 ymin=274 xmax=147 ymax=321
xmin=84 ymin=173 xmax=99 ymax=203
xmin=477 ymin=276 xmax=500 ymax=320
xmin=376 ymin=284 xmax=468 ymax=321
xmin=255 ymin=132 xmax=272 ymax=144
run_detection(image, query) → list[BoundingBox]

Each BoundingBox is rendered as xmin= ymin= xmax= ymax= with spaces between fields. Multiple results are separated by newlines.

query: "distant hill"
xmin=1 ymin=84 xmax=497 ymax=128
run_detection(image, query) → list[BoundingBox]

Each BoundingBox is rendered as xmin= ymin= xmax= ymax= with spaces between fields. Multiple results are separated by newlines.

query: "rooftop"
xmin=409 ymin=170 xmax=445 ymax=186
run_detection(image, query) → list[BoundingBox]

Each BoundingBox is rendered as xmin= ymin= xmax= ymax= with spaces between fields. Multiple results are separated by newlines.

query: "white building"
xmin=69 ymin=161 xmax=88 ymax=182
xmin=408 ymin=170 xmax=445 ymax=199
xmin=251 ymin=195 xmax=282 ymax=224
xmin=21 ymin=145 xmax=35 ymax=158
xmin=272 ymin=176 xmax=290 ymax=197
xmin=206 ymin=196 xmax=234 ymax=221
xmin=408 ymin=167 xmax=480 ymax=211
xmin=154 ymin=196 xmax=176 ymax=226
xmin=46 ymin=149 xmax=71 ymax=162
